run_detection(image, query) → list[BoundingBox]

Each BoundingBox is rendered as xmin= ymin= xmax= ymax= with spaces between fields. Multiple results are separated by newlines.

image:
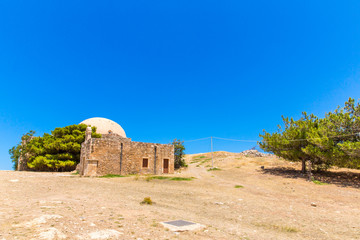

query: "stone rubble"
xmin=88 ymin=229 xmax=123 ymax=239
xmin=239 ymin=150 xmax=272 ymax=157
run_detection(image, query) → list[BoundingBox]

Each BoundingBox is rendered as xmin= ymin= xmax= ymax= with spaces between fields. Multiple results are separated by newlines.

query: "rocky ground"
xmin=1 ymin=152 xmax=360 ymax=239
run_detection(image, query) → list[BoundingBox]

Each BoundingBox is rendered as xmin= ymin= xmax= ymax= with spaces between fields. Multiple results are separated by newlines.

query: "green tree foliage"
xmin=25 ymin=124 xmax=101 ymax=171
xmin=8 ymin=130 xmax=36 ymax=170
xmin=172 ymin=139 xmax=186 ymax=169
xmin=259 ymin=113 xmax=317 ymax=173
xmin=259 ymin=98 xmax=360 ymax=174
xmin=9 ymin=145 xmax=21 ymax=170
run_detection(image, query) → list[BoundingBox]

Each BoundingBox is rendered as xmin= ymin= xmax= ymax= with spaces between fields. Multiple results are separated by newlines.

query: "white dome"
xmin=80 ymin=117 xmax=127 ymax=138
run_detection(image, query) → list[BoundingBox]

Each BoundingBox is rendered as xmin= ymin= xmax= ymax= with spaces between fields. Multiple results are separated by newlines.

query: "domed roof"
xmin=80 ymin=117 xmax=127 ymax=138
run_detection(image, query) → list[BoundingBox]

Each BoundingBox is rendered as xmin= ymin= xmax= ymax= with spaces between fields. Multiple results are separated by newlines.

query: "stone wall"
xmin=17 ymin=137 xmax=34 ymax=171
xmin=17 ymin=154 xmax=31 ymax=171
xmin=78 ymin=138 xmax=91 ymax=175
xmin=122 ymin=141 xmax=174 ymax=175
xmin=79 ymin=134 xmax=174 ymax=176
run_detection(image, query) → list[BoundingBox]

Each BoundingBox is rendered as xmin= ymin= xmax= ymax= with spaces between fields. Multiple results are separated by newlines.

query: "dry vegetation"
xmin=1 ymin=152 xmax=360 ymax=239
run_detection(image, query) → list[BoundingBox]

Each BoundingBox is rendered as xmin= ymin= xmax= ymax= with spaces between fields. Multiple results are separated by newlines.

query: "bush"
xmin=140 ymin=197 xmax=153 ymax=205
xmin=172 ymin=139 xmax=186 ymax=169
xmin=208 ymin=167 xmax=221 ymax=171
xmin=312 ymin=180 xmax=328 ymax=185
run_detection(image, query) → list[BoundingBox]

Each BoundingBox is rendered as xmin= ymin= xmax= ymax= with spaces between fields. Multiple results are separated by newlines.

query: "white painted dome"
xmin=80 ymin=117 xmax=126 ymax=138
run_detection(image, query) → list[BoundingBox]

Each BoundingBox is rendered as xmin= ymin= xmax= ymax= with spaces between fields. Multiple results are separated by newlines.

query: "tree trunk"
xmin=307 ymin=159 xmax=312 ymax=181
xmin=301 ymin=159 xmax=306 ymax=173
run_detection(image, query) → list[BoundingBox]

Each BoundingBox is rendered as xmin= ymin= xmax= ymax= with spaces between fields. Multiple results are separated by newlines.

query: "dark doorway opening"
xmin=163 ymin=159 xmax=169 ymax=173
xmin=142 ymin=158 xmax=148 ymax=168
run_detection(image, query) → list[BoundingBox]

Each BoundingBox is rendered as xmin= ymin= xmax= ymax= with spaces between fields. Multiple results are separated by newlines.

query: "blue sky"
xmin=1 ymin=0 xmax=360 ymax=170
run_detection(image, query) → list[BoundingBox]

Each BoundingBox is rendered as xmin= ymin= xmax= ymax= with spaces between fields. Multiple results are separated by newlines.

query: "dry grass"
xmin=99 ymin=174 xmax=126 ymax=178
xmin=145 ymin=175 xmax=194 ymax=181
xmin=190 ymin=155 xmax=211 ymax=165
xmin=253 ymin=222 xmax=299 ymax=233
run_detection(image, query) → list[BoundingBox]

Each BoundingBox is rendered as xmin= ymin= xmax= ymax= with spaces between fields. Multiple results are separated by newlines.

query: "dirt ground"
xmin=1 ymin=152 xmax=360 ymax=240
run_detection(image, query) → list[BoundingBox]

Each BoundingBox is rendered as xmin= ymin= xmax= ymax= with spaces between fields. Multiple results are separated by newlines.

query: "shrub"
xmin=172 ymin=139 xmax=186 ymax=169
xmin=170 ymin=177 xmax=193 ymax=181
xmin=140 ymin=197 xmax=153 ymax=205
xmin=208 ymin=167 xmax=221 ymax=171
xmin=312 ymin=179 xmax=328 ymax=185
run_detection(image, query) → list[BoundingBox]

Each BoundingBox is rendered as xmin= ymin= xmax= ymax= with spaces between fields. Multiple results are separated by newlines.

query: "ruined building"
xmin=77 ymin=117 xmax=174 ymax=176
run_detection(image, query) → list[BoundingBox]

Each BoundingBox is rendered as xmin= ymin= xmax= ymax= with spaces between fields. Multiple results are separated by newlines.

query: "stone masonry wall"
xmin=122 ymin=141 xmax=174 ymax=175
xmin=79 ymin=135 xmax=174 ymax=176
xmin=17 ymin=137 xmax=34 ymax=171
xmin=90 ymin=138 xmax=121 ymax=175
xmin=78 ymin=139 xmax=91 ymax=175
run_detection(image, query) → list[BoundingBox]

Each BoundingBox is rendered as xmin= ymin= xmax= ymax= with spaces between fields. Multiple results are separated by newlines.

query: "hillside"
xmin=0 ymin=152 xmax=359 ymax=239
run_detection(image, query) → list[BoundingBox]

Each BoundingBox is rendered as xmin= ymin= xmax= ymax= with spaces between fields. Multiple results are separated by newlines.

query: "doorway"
xmin=163 ymin=159 xmax=169 ymax=173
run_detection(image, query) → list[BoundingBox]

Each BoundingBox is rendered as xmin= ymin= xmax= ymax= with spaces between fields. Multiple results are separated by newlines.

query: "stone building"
xmin=77 ymin=117 xmax=174 ymax=177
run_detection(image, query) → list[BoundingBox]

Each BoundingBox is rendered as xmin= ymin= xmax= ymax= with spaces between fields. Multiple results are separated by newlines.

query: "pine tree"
xmin=24 ymin=124 xmax=101 ymax=171
xmin=259 ymin=98 xmax=360 ymax=176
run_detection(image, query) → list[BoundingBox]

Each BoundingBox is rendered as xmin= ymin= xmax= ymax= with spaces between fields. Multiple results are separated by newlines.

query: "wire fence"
xmin=183 ymin=132 xmax=360 ymax=144
xmin=182 ymin=133 xmax=360 ymax=163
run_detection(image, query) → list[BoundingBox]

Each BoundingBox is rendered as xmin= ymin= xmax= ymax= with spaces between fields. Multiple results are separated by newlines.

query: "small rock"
xmin=40 ymin=206 xmax=55 ymax=209
xmin=215 ymin=202 xmax=224 ymax=205
xmin=311 ymin=202 xmax=317 ymax=207
xmin=89 ymin=229 xmax=123 ymax=239
xmin=38 ymin=227 xmax=66 ymax=239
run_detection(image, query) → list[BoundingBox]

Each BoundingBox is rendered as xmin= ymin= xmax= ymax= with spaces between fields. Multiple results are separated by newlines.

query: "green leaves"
xmin=8 ymin=130 xmax=36 ymax=170
xmin=259 ymin=98 xmax=360 ymax=171
xmin=9 ymin=145 xmax=21 ymax=170
xmin=24 ymin=124 xmax=101 ymax=171
xmin=172 ymin=139 xmax=186 ymax=169
xmin=27 ymin=156 xmax=75 ymax=171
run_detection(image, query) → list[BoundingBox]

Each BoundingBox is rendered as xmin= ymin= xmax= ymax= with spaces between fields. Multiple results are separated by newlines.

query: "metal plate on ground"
xmin=164 ymin=220 xmax=196 ymax=227
xmin=161 ymin=220 xmax=205 ymax=232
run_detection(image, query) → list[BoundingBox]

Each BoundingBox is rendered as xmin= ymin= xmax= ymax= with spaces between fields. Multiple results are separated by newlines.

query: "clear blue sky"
xmin=1 ymin=0 xmax=360 ymax=170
